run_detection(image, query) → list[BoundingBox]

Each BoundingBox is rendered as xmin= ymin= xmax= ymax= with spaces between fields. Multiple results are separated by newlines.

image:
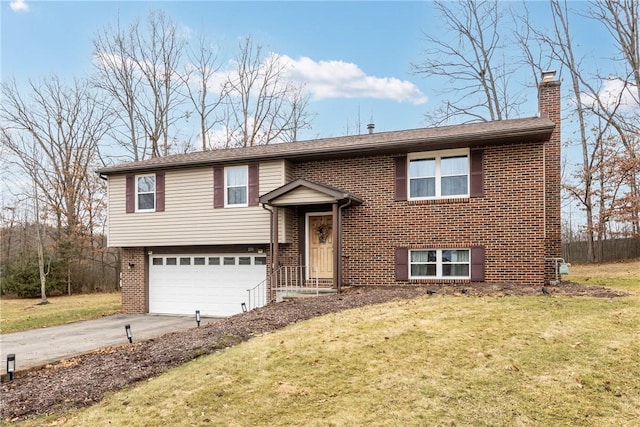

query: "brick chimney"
xmin=538 ymin=71 xmax=562 ymax=281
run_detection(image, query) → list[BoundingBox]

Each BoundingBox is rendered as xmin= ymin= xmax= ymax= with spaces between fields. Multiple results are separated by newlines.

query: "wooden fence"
xmin=562 ymin=237 xmax=640 ymax=263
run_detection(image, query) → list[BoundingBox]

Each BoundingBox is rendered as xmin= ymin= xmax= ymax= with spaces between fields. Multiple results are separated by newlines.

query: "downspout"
xmin=261 ymin=203 xmax=275 ymax=298
xmin=337 ymin=198 xmax=353 ymax=294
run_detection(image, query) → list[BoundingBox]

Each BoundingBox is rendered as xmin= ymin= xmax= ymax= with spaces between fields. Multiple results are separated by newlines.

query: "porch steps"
xmin=277 ymin=287 xmax=337 ymax=302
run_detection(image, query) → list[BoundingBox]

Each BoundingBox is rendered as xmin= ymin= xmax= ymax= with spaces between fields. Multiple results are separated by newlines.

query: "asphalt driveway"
xmin=0 ymin=314 xmax=219 ymax=375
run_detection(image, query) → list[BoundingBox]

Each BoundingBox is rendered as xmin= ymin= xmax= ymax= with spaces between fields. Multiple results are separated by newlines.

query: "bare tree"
xmin=1 ymin=76 xmax=112 ymax=291
xmin=93 ymin=10 xmax=186 ymax=159
xmin=181 ymin=34 xmax=225 ymax=151
xmin=222 ymin=36 xmax=312 ymax=147
xmin=586 ymin=0 xmax=640 ymax=235
xmin=412 ymin=0 xmax=525 ymax=125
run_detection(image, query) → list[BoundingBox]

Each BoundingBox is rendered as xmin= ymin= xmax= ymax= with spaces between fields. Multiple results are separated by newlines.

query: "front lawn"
xmin=0 ymin=293 xmax=121 ymax=334
xmin=19 ymin=262 xmax=639 ymax=427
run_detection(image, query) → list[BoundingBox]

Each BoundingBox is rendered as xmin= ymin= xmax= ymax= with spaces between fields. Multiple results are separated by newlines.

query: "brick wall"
xmin=121 ymin=247 xmax=147 ymax=313
xmin=284 ymin=141 xmax=549 ymax=287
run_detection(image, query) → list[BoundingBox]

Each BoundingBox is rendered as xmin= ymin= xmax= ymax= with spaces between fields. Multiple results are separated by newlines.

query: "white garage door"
xmin=149 ymin=254 xmax=267 ymax=316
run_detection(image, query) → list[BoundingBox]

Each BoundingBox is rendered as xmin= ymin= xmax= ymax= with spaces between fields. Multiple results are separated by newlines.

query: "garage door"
xmin=149 ymin=254 xmax=267 ymax=316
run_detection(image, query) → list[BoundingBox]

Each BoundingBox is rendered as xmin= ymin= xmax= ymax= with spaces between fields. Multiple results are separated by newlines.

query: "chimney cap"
xmin=367 ymin=123 xmax=375 ymax=134
xmin=541 ymin=70 xmax=556 ymax=82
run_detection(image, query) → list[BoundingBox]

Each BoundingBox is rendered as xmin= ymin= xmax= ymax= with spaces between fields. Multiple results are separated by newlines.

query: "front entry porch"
xmin=259 ymin=179 xmax=363 ymax=301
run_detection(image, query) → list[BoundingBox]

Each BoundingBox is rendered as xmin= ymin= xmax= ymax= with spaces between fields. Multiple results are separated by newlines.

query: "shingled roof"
xmin=97 ymin=116 xmax=554 ymax=175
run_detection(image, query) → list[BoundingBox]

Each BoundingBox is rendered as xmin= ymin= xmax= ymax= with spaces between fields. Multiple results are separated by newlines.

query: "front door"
xmin=308 ymin=214 xmax=333 ymax=279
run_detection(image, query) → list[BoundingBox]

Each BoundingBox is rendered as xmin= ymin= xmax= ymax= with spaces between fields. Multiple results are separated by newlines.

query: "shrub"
xmin=0 ymin=254 xmax=65 ymax=298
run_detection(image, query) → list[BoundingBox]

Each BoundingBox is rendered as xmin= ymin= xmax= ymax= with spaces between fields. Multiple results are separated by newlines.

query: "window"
xmin=225 ymin=166 xmax=248 ymax=207
xmin=238 ymin=256 xmax=251 ymax=265
xmin=136 ymin=174 xmax=156 ymax=211
xmin=194 ymin=257 xmax=205 ymax=265
xmin=408 ymin=149 xmax=469 ymax=199
xmin=152 ymin=258 xmax=163 ymax=266
xmin=180 ymin=257 xmax=191 ymax=265
xmin=223 ymin=257 xmax=236 ymax=265
xmin=166 ymin=257 xmax=177 ymax=265
xmin=409 ymin=249 xmax=470 ymax=279
xmin=255 ymin=256 xmax=267 ymax=265
xmin=208 ymin=257 xmax=220 ymax=265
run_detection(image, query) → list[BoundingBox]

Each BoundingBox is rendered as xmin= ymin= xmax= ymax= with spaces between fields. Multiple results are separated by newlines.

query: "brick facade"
xmin=278 ymin=142 xmax=546 ymax=287
xmin=121 ymin=247 xmax=147 ymax=313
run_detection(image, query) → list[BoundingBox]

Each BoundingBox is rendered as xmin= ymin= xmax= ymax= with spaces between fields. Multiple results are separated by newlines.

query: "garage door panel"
xmin=149 ymin=254 xmax=266 ymax=316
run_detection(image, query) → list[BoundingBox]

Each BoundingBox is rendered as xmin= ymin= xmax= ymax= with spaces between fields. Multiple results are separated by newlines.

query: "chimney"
xmin=367 ymin=123 xmax=375 ymax=134
xmin=538 ymin=70 xmax=562 ymax=279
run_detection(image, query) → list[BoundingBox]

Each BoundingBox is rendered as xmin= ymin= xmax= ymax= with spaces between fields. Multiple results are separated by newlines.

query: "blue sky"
xmin=1 ymin=0 xmax=617 ymax=142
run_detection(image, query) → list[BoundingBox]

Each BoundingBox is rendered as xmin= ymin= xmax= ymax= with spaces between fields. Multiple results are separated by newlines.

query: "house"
xmin=98 ymin=72 xmax=561 ymax=317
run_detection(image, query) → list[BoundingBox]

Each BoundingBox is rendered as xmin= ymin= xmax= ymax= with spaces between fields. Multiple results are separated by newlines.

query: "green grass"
xmin=20 ymin=261 xmax=640 ymax=427
xmin=0 ymin=293 xmax=121 ymax=334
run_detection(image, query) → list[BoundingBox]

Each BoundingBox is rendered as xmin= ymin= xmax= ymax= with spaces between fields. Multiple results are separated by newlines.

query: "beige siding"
xmin=272 ymin=187 xmax=336 ymax=205
xmin=107 ymin=160 xmax=288 ymax=247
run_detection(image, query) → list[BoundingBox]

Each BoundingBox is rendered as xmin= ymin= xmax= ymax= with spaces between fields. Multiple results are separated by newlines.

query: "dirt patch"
xmin=0 ymin=282 xmax=629 ymax=422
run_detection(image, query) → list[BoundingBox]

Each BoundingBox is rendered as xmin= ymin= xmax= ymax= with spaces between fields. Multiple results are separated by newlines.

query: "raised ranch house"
xmin=98 ymin=73 xmax=561 ymax=317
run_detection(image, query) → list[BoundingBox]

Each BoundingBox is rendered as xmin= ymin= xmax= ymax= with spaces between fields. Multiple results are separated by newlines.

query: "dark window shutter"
xmin=125 ymin=174 xmax=135 ymax=213
xmin=470 ymin=246 xmax=485 ymax=282
xmin=248 ymin=164 xmax=259 ymax=206
xmin=470 ymin=150 xmax=484 ymax=197
xmin=155 ymin=172 xmax=165 ymax=212
xmin=395 ymin=247 xmax=409 ymax=281
xmin=394 ymin=156 xmax=407 ymax=201
xmin=213 ymin=167 xmax=224 ymax=208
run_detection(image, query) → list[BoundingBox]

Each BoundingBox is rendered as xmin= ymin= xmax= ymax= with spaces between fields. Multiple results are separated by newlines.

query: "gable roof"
xmin=259 ymin=179 xmax=364 ymax=206
xmin=97 ymin=116 xmax=554 ymax=175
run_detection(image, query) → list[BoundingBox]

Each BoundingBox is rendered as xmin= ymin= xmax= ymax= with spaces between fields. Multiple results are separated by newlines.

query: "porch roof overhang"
xmin=259 ymin=179 xmax=364 ymax=207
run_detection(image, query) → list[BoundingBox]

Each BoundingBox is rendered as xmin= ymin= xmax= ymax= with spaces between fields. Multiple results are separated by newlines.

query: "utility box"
xmin=559 ymin=263 xmax=570 ymax=275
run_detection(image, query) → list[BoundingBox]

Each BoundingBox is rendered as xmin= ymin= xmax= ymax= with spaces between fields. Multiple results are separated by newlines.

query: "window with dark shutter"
xmin=248 ymin=164 xmax=259 ymax=207
xmin=213 ymin=167 xmax=224 ymax=208
xmin=470 ymin=246 xmax=485 ymax=282
xmin=470 ymin=150 xmax=484 ymax=198
xmin=395 ymin=247 xmax=409 ymax=281
xmin=125 ymin=174 xmax=135 ymax=213
xmin=155 ymin=172 xmax=165 ymax=212
xmin=394 ymin=156 xmax=407 ymax=201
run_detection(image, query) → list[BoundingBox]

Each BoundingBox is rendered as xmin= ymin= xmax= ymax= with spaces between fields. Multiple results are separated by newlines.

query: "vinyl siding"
xmin=107 ymin=160 xmax=288 ymax=247
xmin=272 ymin=187 xmax=336 ymax=205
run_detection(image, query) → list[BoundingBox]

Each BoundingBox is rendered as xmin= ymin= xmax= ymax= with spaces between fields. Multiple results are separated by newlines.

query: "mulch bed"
xmin=0 ymin=282 xmax=629 ymax=422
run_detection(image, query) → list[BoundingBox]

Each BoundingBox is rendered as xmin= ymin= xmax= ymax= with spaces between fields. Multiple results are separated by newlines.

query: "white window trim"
xmin=224 ymin=165 xmax=249 ymax=208
xmin=135 ymin=173 xmax=156 ymax=212
xmin=407 ymin=148 xmax=470 ymax=200
xmin=409 ymin=248 xmax=471 ymax=280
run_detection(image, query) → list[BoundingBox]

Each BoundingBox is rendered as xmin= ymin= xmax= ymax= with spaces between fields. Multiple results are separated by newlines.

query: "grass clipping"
xmin=35 ymin=294 xmax=640 ymax=427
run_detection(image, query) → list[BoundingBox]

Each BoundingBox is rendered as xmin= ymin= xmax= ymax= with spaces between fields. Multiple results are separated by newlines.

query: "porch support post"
xmin=332 ymin=202 xmax=340 ymax=291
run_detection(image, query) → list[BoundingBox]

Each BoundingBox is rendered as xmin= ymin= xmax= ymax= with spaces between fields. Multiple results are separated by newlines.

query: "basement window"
xmin=409 ymin=249 xmax=470 ymax=279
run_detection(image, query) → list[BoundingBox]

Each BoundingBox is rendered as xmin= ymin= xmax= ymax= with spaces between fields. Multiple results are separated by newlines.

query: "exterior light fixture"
xmin=6 ymin=354 xmax=16 ymax=381
xmin=125 ymin=324 xmax=133 ymax=343
xmin=128 ymin=262 xmax=135 ymax=269
xmin=241 ymin=302 xmax=247 ymax=313
xmin=195 ymin=310 xmax=201 ymax=327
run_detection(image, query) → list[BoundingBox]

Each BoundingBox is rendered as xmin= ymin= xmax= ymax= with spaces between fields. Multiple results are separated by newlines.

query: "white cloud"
xmin=580 ymin=78 xmax=639 ymax=112
xmin=277 ymin=55 xmax=427 ymax=105
xmin=10 ymin=0 xmax=29 ymax=12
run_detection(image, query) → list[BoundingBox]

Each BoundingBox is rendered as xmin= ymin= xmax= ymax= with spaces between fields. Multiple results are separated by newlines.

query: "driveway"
xmin=0 ymin=314 xmax=219 ymax=375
